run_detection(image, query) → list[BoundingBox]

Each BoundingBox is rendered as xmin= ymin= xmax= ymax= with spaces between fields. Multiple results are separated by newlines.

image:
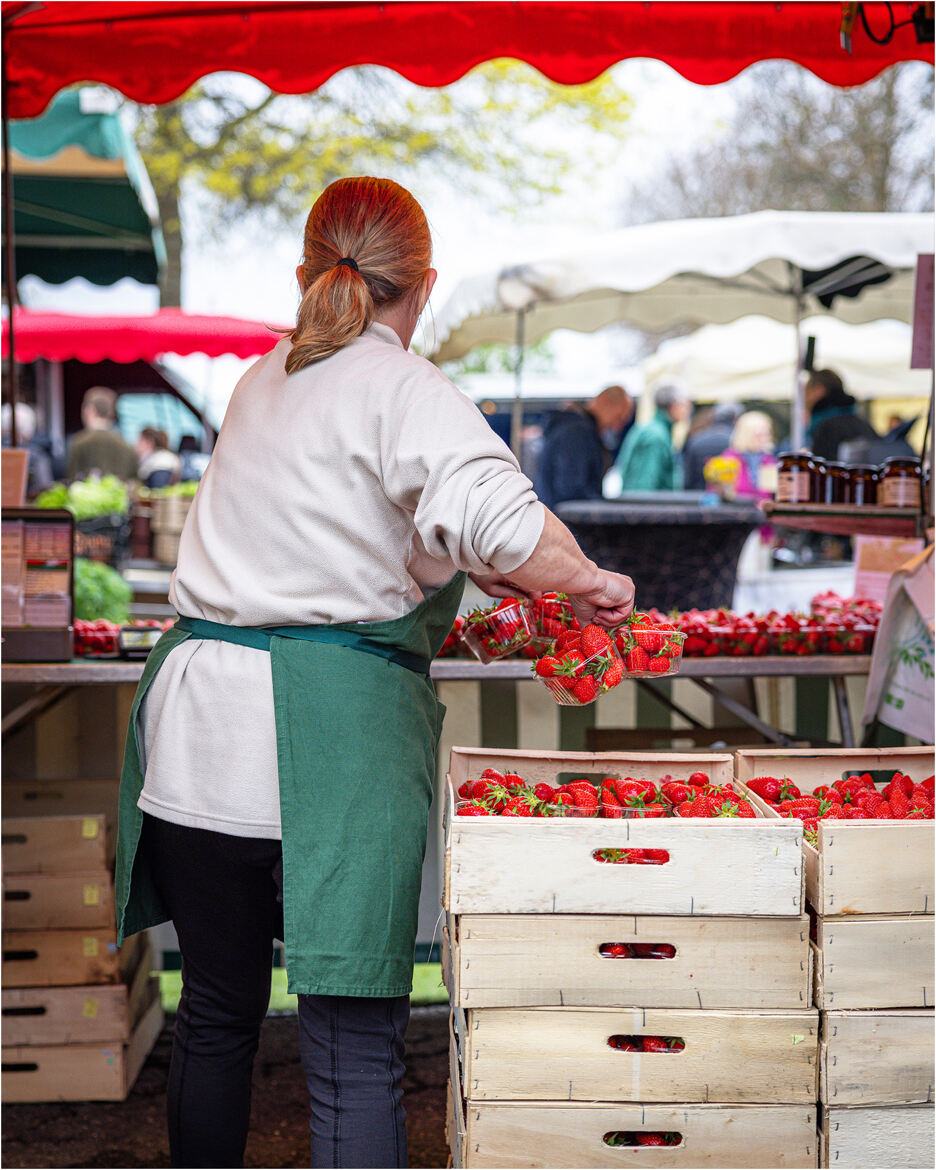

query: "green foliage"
xmin=441 ymin=336 xmax=557 ymax=377
xmin=35 ymin=475 xmax=129 ymax=521
xmin=141 ymin=481 xmax=200 ymax=499
xmin=73 ymin=558 xmax=132 ymax=624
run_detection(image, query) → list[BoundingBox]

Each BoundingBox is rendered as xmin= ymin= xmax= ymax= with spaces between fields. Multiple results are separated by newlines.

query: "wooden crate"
xmin=445 ymin=749 xmax=803 ymax=917
xmin=0 ymin=778 xmax=119 ymax=836
xmin=2 ymin=814 xmax=109 ymax=873
xmin=453 ymin=1006 xmax=818 ymax=1105
xmin=444 ymin=912 xmax=813 ymax=1009
xmin=820 ymin=1009 xmax=934 ymax=1106
xmin=1 ymin=992 xmax=163 ymax=1103
xmin=1 ymin=942 xmax=156 ymax=1047
xmin=2 ymin=928 xmax=139 ymax=989
xmin=811 ymin=916 xmax=934 ymax=1010
xmin=821 ymin=1105 xmax=935 ymax=1169
xmin=735 ymin=748 xmax=935 ymax=916
xmin=448 ymin=1052 xmax=818 ymax=1168
xmin=2 ymin=869 xmax=115 ymax=929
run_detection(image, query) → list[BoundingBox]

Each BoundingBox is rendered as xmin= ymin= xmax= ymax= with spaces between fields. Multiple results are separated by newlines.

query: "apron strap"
xmin=175 ymin=616 xmax=431 ymax=676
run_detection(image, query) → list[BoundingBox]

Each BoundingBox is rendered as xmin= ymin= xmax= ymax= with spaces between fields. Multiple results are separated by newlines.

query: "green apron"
xmin=115 ymin=570 xmax=465 ymax=998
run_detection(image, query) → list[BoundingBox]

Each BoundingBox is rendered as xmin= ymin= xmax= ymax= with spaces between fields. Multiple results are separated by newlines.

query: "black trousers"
xmin=140 ymin=813 xmax=410 ymax=1169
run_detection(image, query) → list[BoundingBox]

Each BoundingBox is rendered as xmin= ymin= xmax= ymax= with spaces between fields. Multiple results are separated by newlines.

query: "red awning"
xmin=3 ymin=2 xmax=932 ymax=119
xmin=1 ymin=308 xmax=285 ymax=363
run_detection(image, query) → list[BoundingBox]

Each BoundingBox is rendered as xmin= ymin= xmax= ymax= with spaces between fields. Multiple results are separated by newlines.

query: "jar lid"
xmin=825 ymin=462 xmax=847 ymax=471
xmin=849 ymin=464 xmax=879 ymax=474
xmin=880 ymin=456 xmax=922 ymax=470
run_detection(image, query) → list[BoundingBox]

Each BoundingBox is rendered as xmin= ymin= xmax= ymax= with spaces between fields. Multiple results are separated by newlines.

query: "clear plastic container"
xmin=616 ymin=628 xmax=686 ymax=678
xmin=822 ymin=622 xmax=876 ymax=655
xmin=524 ymin=592 xmax=579 ymax=654
xmin=535 ymin=640 xmax=625 ymax=706
xmin=461 ymin=600 xmax=534 ymax=663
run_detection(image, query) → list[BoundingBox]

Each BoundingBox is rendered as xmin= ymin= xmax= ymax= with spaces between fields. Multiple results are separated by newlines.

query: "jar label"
xmin=880 ymin=477 xmax=920 ymax=508
xmin=776 ymin=470 xmax=810 ymax=503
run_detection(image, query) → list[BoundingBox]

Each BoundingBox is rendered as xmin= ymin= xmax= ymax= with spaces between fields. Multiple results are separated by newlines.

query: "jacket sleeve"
xmin=617 ymin=431 xmax=671 ymax=492
xmin=381 ymin=363 xmax=545 ymax=575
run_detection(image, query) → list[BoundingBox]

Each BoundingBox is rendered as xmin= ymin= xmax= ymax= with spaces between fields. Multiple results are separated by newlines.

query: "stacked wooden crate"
xmin=2 ymin=785 xmax=162 ymax=1102
xmin=443 ymin=748 xmax=818 ymax=1169
xmin=735 ymin=748 xmax=935 ymax=1170
xmin=150 ymin=494 xmax=191 ymax=565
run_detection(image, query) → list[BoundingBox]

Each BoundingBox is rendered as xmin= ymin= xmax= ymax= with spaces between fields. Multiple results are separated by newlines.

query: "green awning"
xmin=4 ymin=89 xmax=166 ymax=287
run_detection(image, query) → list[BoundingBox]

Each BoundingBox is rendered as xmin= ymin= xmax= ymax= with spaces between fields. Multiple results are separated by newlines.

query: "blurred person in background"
xmin=682 ymin=402 xmax=743 ymax=491
xmin=177 ymin=434 xmax=211 ymax=482
xmin=535 ymin=384 xmax=633 ymax=510
xmin=2 ymin=401 xmax=54 ymax=495
xmin=609 ymin=382 xmax=690 ymax=492
xmin=67 ymin=386 xmax=138 ymax=481
xmin=136 ymin=427 xmax=180 ymax=489
xmin=704 ymin=410 xmax=778 ymax=501
xmin=805 ymin=369 xmax=878 ymax=461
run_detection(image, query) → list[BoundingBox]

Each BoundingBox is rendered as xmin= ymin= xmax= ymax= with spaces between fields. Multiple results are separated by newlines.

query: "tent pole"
xmin=790 ymin=266 xmax=806 ymax=451
xmin=510 ymin=308 xmax=526 ymax=462
xmin=1 ymin=30 xmax=20 ymax=447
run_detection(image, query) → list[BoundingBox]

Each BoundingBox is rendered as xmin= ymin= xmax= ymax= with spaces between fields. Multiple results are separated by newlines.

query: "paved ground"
xmin=1 ymin=1006 xmax=450 ymax=1168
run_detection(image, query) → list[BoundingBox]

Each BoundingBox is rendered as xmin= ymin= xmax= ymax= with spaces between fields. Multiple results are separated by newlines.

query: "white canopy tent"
xmin=642 ymin=315 xmax=931 ymax=403
xmin=428 ymin=210 xmax=933 ymax=449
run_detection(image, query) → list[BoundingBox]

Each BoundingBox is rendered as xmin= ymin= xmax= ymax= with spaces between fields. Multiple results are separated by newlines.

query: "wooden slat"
xmin=814 ymin=915 xmax=934 ymax=1010
xmin=1 ymin=928 xmax=139 ymax=988
xmin=821 ymin=1010 xmax=934 ymax=1106
xmin=1 ymin=870 xmax=115 ymax=929
xmin=822 ymin=1105 xmax=935 ymax=1169
xmin=2 ymin=814 xmax=109 ymax=874
xmin=461 ymin=1007 xmax=818 ymax=1104
xmin=448 ymin=913 xmax=812 ymax=1009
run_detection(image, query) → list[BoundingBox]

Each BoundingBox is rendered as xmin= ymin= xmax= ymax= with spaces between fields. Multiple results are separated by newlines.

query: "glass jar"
xmin=776 ymin=452 xmax=813 ymax=504
xmin=823 ymin=462 xmax=848 ymax=504
xmin=846 ymin=465 xmax=878 ymax=506
xmin=810 ymin=456 xmax=827 ymax=503
xmin=878 ymin=457 xmax=922 ymax=508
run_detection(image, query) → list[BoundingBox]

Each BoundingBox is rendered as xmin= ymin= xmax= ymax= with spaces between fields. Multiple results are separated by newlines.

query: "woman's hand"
xmin=467 ymin=571 xmax=540 ymax=602
xmin=568 ymin=570 xmax=635 ymax=629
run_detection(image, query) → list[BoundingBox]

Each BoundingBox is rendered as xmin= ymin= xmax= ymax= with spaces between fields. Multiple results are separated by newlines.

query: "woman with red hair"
xmin=115 ymin=177 xmax=634 ymax=1168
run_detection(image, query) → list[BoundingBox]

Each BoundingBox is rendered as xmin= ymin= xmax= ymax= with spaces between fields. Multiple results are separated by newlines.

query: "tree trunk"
xmin=157 ymin=187 xmax=184 ymax=307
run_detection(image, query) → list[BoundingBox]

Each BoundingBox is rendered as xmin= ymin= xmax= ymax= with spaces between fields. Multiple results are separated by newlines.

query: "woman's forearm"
xmin=507 ymin=508 xmax=602 ymax=597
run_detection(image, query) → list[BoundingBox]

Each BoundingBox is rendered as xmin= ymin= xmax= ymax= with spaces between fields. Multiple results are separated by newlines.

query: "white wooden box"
xmin=445 ymin=749 xmax=803 ymax=917
xmin=448 ymin=1045 xmax=818 ymax=1168
xmin=821 ymin=1105 xmax=935 ymax=1169
xmin=444 ymin=912 xmax=812 ymax=1009
xmin=735 ymin=748 xmax=935 ymax=916
xmin=820 ymin=1009 xmax=934 ymax=1106
xmin=811 ymin=915 xmax=934 ymax=1010
xmin=453 ymin=1005 xmax=819 ymax=1104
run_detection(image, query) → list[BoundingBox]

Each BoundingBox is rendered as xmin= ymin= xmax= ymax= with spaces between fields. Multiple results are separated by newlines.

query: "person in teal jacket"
xmin=610 ymin=383 xmax=691 ymax=492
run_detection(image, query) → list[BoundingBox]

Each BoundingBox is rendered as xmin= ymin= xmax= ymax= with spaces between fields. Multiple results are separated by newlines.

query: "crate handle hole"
xmin=2 ymin=950 xmax=38 ymax=962
xmin=1 ymin=834 xmax=27 ymax=845
xmin=2 ymin=1063 xmax=39 ymax=1073
xmin=3 ymin=891 xmax=31 ymax=902
xmin=2 ymin=1006 xmax=46 ymax=1017
xmin=593 ymin=849 xmax=670 ymax=865
xmin=599 ymin=944 xmax=676 ymax=959
xmin=608 ymin=1036 xmax=685 ymax=1053
xmin=603 ymin=1131 xmax=683 ymax=1148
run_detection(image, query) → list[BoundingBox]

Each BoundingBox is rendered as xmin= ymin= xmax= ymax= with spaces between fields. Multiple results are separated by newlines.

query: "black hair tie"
xmin=335 ymin=257 xmax=359 ymax=272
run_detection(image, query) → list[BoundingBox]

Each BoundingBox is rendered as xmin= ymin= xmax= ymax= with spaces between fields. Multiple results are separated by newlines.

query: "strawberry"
xmin=601 ymin=655 xmax=624 ymax=688
xmin=554 ymin=629 xmax=582 ymax=655
xmin=570 ymin=674 xmax=598 ymax=703
xmin=635 ymin=1134 xmax=667 ymax=1146
xmin=566 ymin=780 xmax=599 ymax=814
xmin=631 ymin=625 xmax=666 ymax=654
xmin=844 ymin=805 xmax=872 ymax=819
xmin=624 ymin=646 xmax=651 ymax=673
xmin=870 ymin=801 xmax=894 ymax=819
xmin=648 ymin=655 xmax=671 ymax=673
xmin=600 ymin=942 xmax=630 ymax=957
xmin=888 ymin=786 xmax=911 ymax=818
xmin=640 ymin=849 xmax=670 ymax=865
xmin=910 ymin=789 xmax=932 ymax=811
xmin=660 ymin=781 xmax=692 ymax=804
xmin=734 ymin=799 xmax=756 ymax=818
xmin=457 ymin=781 xmax=473 ymax=799
xmin=534 ymin=655 xmax=560 ymax=677
xmin=641 ymin=1036 xmax=684 ymax=1053
xmin=813 ymin=785 xmax=843 ymax=804
xmin=501 ymin=795 xmax=534 ymax=817
xmin=906 ymin=805 xmax=934 ymax=819
xmin=921 ymin=776 xmax=935 ymax=796
xmin=550 ymin=791 xmax=574 ymax=808
xmin=883 ymin=772 xmax=913 ymax=801
xmin=748 ymin=777 xmax=783 ymax=801
xmin=600 ymin=787 xmax=624 ymax=818
xmin=480 ymin=767 xmax=506 ymax=782
xmin=502 ymin=772 xmax=526 ymax=789
xmin=579 ymin=623 xmax=612 ymax=656
xmin=608 ymin=1036 xmax=639 ymax=1051
xmin=533 ymin=783 xmax=556 ymax=802
xmin=687 ymin=771 xmax=710 ymax=787
xmin=456 ymin=802 xmax=492 ymax=816
xmin=780 ymin=797 xmax=821 ymax=818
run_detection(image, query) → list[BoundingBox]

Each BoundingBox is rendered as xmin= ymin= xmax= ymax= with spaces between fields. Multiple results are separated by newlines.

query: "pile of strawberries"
xmin=532 ymin=623 xmax=624 ymax=704
xmin=676 ymin=606 xmax=876 ymax=657
xmin=437 ymin=614 xmax=466 ymax=657
xmin=456 ymin=767 xmax=756 ymax=822
xmin=526 ymin=591 xmax=580 ymax=652
xmin=746 ymin=771 xmax=934 ymax=845
xmin=607 ymin=1034 xmax=685 ymax=1052
xmin=461 ymin=599 xmax=533 ymax=662
xmin=598 ymin=943 xmax=676 ymax=958
xmin=603 ymin=1132 xmax=682 ymax=1148
xmin=614 ymin=613 xmax=685 ymax=676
